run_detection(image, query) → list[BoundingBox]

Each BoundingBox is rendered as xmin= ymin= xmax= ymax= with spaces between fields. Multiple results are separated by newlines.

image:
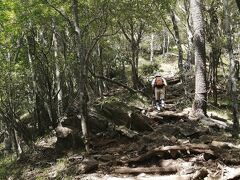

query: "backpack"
xmin=155 ymin=77 xmax=164 ymax=88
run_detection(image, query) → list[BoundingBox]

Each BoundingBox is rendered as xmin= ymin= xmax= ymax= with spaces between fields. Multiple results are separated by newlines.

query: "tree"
xmin=205 ymin=1 xmax=222 ymax=105
xmin=170 ymin=9 xmax=184 ymax=81
xmin=190 ymin=0 xmax=207 ymax=117
xmin=223 ymin=0 xmax=239 ymax=137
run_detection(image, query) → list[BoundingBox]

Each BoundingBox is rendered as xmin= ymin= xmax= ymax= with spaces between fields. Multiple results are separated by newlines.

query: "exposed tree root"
xmin=114 ymin=166 xmax=178 ymax=174
xmin=128 ymin=144 xmax=215 ymax=163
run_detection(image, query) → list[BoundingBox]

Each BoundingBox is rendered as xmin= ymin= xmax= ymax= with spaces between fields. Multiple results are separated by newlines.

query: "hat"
xmin=155 ymin=72 xmax=161 ymax=77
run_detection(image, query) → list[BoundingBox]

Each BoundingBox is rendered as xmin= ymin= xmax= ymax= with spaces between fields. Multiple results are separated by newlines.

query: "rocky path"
xmin=6 ymin=76 xmax=240 ymax=180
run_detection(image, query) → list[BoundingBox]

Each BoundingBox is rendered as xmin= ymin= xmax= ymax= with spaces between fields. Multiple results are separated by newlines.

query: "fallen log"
xmin=157 ymin=111 xmax=188 ymax=119
xmin=166 ymin=76 xmax=181 ymax=85
xmin=211 ymin=141 xmax=240 ymax=149
xmin=128 ymin=144 xmax=214 ymax=163
xmin=200 ymin=117 xmax=232 ymax=129
xmin=147 ymin=111 xmax=188 ymax=122
xmin=115 ymin=166 xmax=178 ymax=174
xmin=210 ymin=114 xmax=229 ymax=123
xmin=97 ymin=175 xmax=192 ymax=180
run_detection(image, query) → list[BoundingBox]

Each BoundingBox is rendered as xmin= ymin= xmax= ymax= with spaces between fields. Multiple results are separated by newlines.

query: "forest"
xmin=0 ymin=0 xmax=240 ymax=179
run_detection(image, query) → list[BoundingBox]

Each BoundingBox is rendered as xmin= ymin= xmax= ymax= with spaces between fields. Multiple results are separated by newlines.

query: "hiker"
xmin=151 ymin=73 xmax=167 ymax=109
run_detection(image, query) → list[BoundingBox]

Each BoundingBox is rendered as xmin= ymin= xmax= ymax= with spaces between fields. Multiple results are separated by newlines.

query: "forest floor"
xmin=1 ymin=56 xmax=240 ymax=180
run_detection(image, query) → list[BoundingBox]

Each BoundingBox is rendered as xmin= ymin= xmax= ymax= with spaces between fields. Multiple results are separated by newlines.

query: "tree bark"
xmin=190 ymin=0 xmax=207 ymax=117
xmin=26 ymin=35 xmax=39 ymax=135
xmin=150 ymin=33 xmax=154 ymax=62
xmin=97 ymin=43 xmax=105 ymax=97
xmin=206 ymin=4 xmax=222 ymax=106
xmin=72 ymin=0 xmax=89 ymax=152
xmin=209 ymin=47 xmax=221 ymax=105
xmin=52 ymin=20 xmax=63 ymax=120
xmin=171 ymin=10 xmax=184 ymax=82
xmin=223 ymin=0 xmax=239 ymax=137
xmin=119 ymin=21 xmax=144 ymax=89
xmin=184 ymin=0 xmax=194 ymax=65
xmin=162 ymin=28 xmax=166 ymax=56
xmin=12 ymin=129 xmax=22 ymax=157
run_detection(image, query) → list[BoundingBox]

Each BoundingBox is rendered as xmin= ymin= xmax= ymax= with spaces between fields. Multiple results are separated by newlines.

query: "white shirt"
xmin=151 ymin=77 xmax=167 ymax=87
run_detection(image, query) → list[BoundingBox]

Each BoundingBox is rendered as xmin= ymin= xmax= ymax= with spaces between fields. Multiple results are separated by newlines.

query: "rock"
xmin=77 ymin=158 xmax=98 ymax=174
xmin=170 ymin=136 xmax=177 ymax=143
xmin=127 ymin=113 xmax=153 ymax=132
xmin=115 ymin=126 xmax=139 ymax=138
xmin=178 ymin=121 xmax=209 ymax=138
xmin=93 ymin=154 xmax=113 ymax=162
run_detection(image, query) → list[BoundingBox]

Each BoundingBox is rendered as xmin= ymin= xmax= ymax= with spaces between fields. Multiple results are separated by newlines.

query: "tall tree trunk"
xmin=162 ymin=29 xmax=166 ymax=56
xmin=52 ymin=20 xmax=63 ymax=120
xmin=12 ymin=129 xmax=22 ymax=157
xmin=171 ymin=10 xmax=184 ymax=81
xmin=150 ymin=33 xmax=154 ymax=62
xmin=119 ymin=21 xmax=144 ymax=90
xmin=190 ymin=0 xmax=207 ymax=117
xmin=26 ymin=36 xmax=38 ymax=133
xmin=209 ymin=47 xmax=221 ymax=105
xmin=223 ymin=0 xmax=239 ymax=137
xmin=131 ymin=42 xmax=140 ymax=89
xmin=206 ymin=4 xmax=222 ymax=106
xmin=184 ymin=0 xmax=194 ymax=65
xmin=97 ymin=43 xmax=105 ymax=97
xmin=72 ymin=0 xmax=89 ymax=152
xmin=166 ymin=33 xmax=169 ymax=53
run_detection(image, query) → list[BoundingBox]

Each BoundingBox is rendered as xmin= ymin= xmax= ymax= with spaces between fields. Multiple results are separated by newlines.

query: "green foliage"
xmin=0 ymin=154 xmax=16 ymax=179
xmin=141 ymin=63 xmax=159 ymax=76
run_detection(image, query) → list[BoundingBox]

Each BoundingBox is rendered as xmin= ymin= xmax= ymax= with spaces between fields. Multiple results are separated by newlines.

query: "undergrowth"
xmin=0 ymin=154 xmax=16 ymax=179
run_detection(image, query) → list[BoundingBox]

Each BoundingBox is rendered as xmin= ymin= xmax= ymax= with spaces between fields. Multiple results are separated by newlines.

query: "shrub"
xmin=141 ymin=63 xmax=159 ymax=76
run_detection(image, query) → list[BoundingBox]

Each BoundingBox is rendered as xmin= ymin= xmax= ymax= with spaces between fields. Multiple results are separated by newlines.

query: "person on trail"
xmin=151 ymin=73 xmax=167 ymax=110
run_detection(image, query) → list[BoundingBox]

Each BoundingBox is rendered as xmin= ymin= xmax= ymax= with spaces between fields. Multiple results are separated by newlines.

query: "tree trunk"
xmin=12 ymin=129 xmax=22 ymax=157
xmin=131 ymin=43 xmax=140 ymax=89
xmin=150 ymin=33 xmax=154 ymax=62
xmin=52 ymin=20 xmax=63 ymax=120
xmin=209 ymin=47 xmax=221 ymax=105
xmin=97 ymin=43 xmax=105 ymax=97
xmin=72 ymin=0 xmax=89 ymax=152
xmin=184 ymin=0 xmax=194 ymax=65
xmin=166 ymin=33 xmax=169 ymax=53
xmin=171 ymin=10 xmax=184 ymax=81
xmin=190 ymin=0 xmax=207 ymax=117
xmin=162 ymin=29 xmax=166 ymax=56
xmin=206 ymin=4 xmax=222 ymax=106
xmin=119 ymin=21 xmax=144 ymax=90
xmin=223 ymin=0 xmax=239 ymax=137
xmin=26 ymin=35 xmax=39 ymax=135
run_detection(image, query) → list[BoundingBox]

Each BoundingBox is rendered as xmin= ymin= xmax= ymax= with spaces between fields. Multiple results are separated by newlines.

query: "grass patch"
xmin=0 ymin=154 xmax=16 ymax=179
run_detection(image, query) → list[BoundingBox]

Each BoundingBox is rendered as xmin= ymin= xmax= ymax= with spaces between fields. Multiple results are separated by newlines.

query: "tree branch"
xmin=45 ymin=0 xmax=75 ymax=30
xmin=160 ymin=14 xmax=176 ymax=41
xmin=118 ymin=22 xmax=132 ymax=43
